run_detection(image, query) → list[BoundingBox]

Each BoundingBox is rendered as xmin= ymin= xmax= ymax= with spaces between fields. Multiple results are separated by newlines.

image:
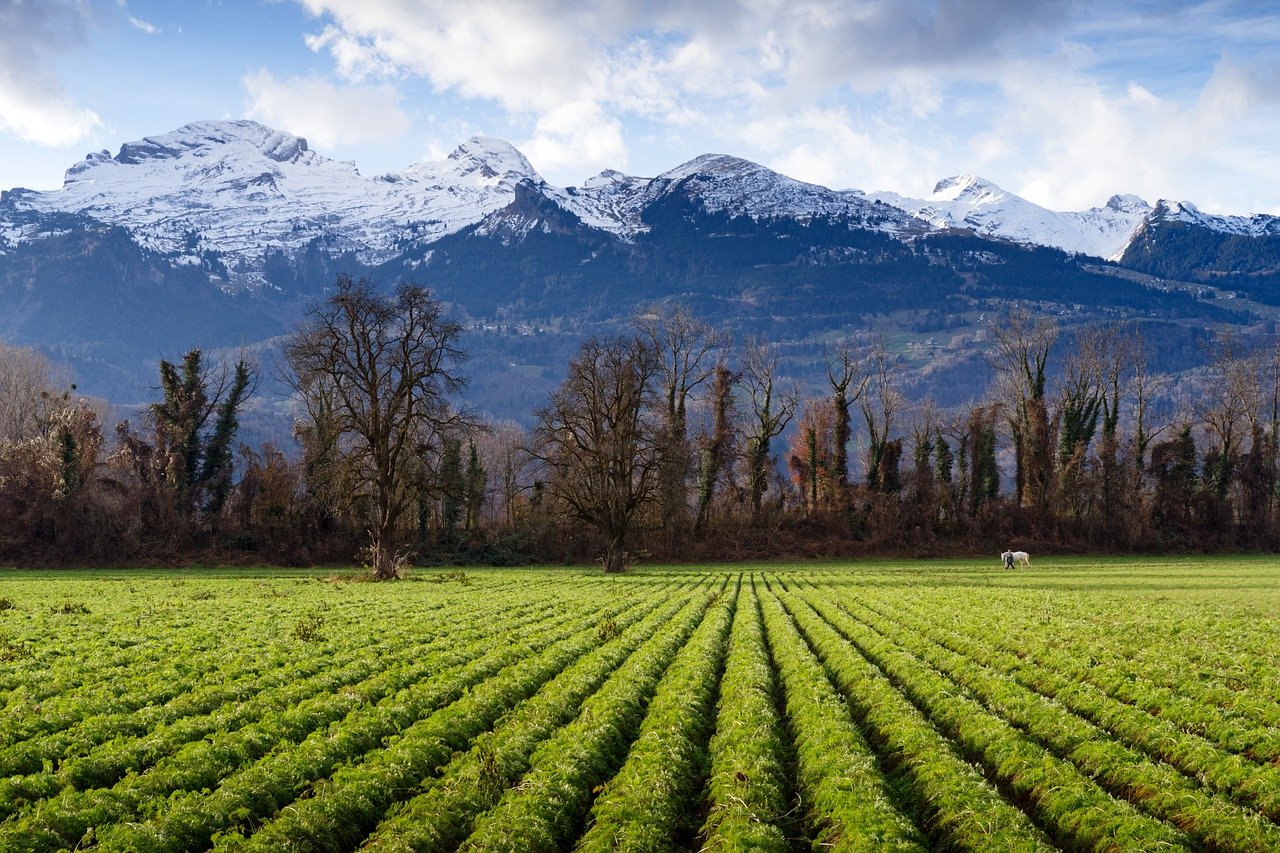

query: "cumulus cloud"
xmin=242 ymin=69 xmax=411 ymax=148
xmin=284 ymin=0 xmax=1280 ymax=210
xmin=520 ymin=100 xmax=627 ymax=178
xmin=967 ymin=57 xmax=1280 ymax=214
xmin=1200 ymin=56 xmax=1280 ymax=118
xmin=744 ymin=108 xmax=944 ymax=196
xmin=284 ymin=0 xmax=1076 ymax=182
xmin=0 ymin=0 xmax=101 ymax=146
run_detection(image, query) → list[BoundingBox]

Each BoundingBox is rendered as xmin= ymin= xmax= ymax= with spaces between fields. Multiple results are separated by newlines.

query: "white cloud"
xmin=128 ymin=16 xmax=159 ymax=35
xmin=296 ymin=1 xmax=590 ymax=111
xmin=744 ymin=108 xmax=943 ymax=196
xmin=1200 ymin=56 xmax=1280 ymax=119
xmin=975 ymin=62 xmax=1280 ymax=214
xmin=520 ymin=100 xmax=628 ymax=179
xmin=242 ymin=70 xmax=411 ymax=148
xmin=0 ymin=0 xmax=101 ymax=146
xmin=283 ymin=0 xmax=1280 ymax=212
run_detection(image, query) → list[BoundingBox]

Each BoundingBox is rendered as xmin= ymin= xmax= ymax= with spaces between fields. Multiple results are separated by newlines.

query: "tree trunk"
xmin=370 ymin=510 xmax=400 ymax=580
xmin=603 ymin=528 xmax=627 ymax=573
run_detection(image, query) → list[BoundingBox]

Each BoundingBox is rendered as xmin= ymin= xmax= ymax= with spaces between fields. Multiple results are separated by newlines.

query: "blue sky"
xmin=2 ymin=0 xmax=1279 ymax=213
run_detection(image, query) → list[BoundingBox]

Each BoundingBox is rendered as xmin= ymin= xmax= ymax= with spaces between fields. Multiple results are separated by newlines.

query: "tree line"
xmin=1 ymin=274 xmax=1277 ymax=572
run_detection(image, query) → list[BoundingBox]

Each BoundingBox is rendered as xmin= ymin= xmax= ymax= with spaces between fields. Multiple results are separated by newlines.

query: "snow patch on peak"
xmin=14 ymin=122 xmax=555 ymax=280
xmin=114 ymin=120 xmax=310 ymax=167
xmin=659 ymin=153 xmax=770 ymax=183
xmin=930 ymin=173 xmax=1007 ymax=203
xmin=580 ymin=169 xmax=645 ymax=190
xmin=445 ymin=136 xmax=539 ymax=182
xmin=1106 ymin=193 xmax=1150 ymax=213
xmin=1149 ymin=198 xmax=1280 ymax=237
xmin=875 ymin=176 xmax=1150 ymax=259
xmin=646 ymin=153 xmax=920 ymax=233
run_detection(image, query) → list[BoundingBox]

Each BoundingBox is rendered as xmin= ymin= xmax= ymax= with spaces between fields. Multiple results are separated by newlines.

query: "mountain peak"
xmin=659 ymin=153 xmax=770 ymax=182
xmin=118 ymin=120 xmax=309 ymax=166
xmin=1105 ymin=193 xmax=1149 ymax=213
xmin=443 ymin=136 xmax=540 ymax=183
xmin=929 ymin=173 xmax=1006 ymax=203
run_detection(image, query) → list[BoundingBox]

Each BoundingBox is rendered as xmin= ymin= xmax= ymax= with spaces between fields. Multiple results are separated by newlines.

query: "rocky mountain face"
xmin=1 ymin=120 xmax=1277 ymax=418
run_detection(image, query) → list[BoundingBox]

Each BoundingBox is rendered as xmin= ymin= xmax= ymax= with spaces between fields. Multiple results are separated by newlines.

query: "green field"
xmin=3 ymin=556 xmax=1280 ymax=851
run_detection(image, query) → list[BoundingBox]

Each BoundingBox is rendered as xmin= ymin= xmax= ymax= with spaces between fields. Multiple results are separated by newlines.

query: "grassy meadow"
xmin=2 ymin=555 xmax=1279 ymax=850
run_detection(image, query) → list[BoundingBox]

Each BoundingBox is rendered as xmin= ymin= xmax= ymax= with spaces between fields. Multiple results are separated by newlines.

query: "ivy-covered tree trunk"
xmin=694 ymin=364 xmax=734 ymax=534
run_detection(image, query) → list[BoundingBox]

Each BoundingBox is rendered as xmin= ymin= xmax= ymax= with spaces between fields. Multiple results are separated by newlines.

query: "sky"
xmin=1 ymin=0 xmax=1279 ymax=214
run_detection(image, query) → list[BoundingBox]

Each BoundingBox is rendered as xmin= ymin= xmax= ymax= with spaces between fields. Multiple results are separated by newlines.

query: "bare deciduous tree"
xmin=861 ymin=339 xmax=904 ymax=492
xmin=827 ymin=342 xmax=868 ymax=500
xmin=742 ymin=341 xmax=798 ymax=517
xmin=693 ymin=362 xmax=737 ymax=534
xmin=636 ymin=304 xmax=724 ymax=533
xmin=1199 ymin=333 xmax=1259 ymax=502
xmin=989 ymin=307 xmax=1058 ymax=518
xmin=0 ymin=343 xmax=71 ymax=444
xmin=285 ymin=274 xmax=466 ymax=580
xmin=529 ymin=335 xmax=662 ymax=573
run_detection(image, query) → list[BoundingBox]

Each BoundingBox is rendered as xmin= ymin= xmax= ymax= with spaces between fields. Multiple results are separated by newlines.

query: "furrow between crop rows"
xmin=228 ymin=578 xmax=709 ymax=853
xmin=855 ymin=589 xmax=1280 ymax=825
xmin=764 ymin=581 xmax=1057 ymax=851
xmin=456 ymin=579 xmax=729 ymax=852
xmin=1 ymin=583 xmax=636 ymax=852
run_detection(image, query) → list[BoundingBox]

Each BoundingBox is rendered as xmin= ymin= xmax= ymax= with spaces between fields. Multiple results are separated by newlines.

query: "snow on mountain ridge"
xmin=403 ymin=136 xmax=542 ymax=186
xmin=874 ymin=176 xmax=1152 ymax=259
xmin=642 ymin=153 xmax=924 ymax=232
xmin=12 ymin=123 xmax=557 ymax=286
xmin=929 ymin=173 xmax=1007 ymax=204
xmin=1149 ymin=199 xmax=1280 ymax=236
xmin=5 ymin=119 xmax=1278 ymax=289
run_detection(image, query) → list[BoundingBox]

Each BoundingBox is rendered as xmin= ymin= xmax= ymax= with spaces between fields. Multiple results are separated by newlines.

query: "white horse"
xmin=1000 ymin=549 xmax=1030 ymax=569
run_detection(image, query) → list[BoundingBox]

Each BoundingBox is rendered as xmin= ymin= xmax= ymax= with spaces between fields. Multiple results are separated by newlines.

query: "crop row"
xmin=757 ymin=582 xmax=925 ymax=849
xmin=834 ymin=587 xmax=1280 ymax=847
xmin=569 ymin=578 xmax=736 ymax=852
xmin=859 ymin=589 xmax=1280 ymax=815
xmin=0 ymin=579 xmax=515 ymax=744
xmin=0 ymin=574 xmax=552 ymax=711
xmin=0 ymin=577 xmax=571 ymax=775
xmin=0 ymin=592 xmax=571 ymax=822
xmin=451 ymin=580 xmax=725 ymax=851
xmin=223 ymin=578 xmax=712 ymax=852
xmin=356 ymin=581 xmax=725 ymax=852
xmin=697 ymin=578 xmax=791 ymax=851
xmin=896 ymin=583 xmax=1280 ymax=733
xmin=2 ymin=580 xmax=665 ymax=851
xmin=885 ymin=587 xmax=1280 ymax=760
xmin=764 ymin=582 xmax=1054 ymax=851
xmin=790 ymin=580 xmax=1280 ymax=850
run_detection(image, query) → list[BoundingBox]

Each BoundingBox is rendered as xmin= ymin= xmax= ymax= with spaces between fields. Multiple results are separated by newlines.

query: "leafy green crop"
xmin=1 ymin=556 xmax=1279 ymax=851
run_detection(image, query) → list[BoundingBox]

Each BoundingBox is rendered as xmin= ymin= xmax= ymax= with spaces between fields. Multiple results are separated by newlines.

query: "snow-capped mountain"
xmin=0 ymin=120 xmax=932 ymax=288
xmin=551 ymin=153 xmax=923 ymax=239
xmin=2 ymin=121 xmax=550 ymax=285
xmin=1145 ymin=199 xmax=1280 ymax=236
xmin=3 ymin=119 xmax=1277 ymax=414
xmin=6 ymin=118 xmax=1278 ymax=289
xmin=872 ymin=174 xmax=1153 ymax=259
